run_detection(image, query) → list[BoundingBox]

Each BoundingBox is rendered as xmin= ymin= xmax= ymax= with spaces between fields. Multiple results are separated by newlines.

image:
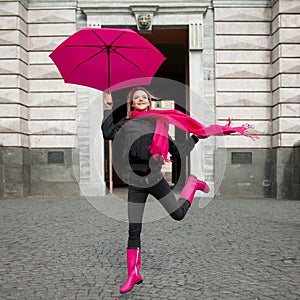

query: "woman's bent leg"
xmin=179 ymin=175 xmax=210 ymax=204
xmin=149 ymin=178 xmax=191 ymax=221
xmin=150 ymin=176 xmax=209 ymax=221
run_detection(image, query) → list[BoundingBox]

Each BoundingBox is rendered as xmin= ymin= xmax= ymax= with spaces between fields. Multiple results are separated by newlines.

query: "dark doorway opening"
xmin=104 ymin=27 xmax=189 ymax=189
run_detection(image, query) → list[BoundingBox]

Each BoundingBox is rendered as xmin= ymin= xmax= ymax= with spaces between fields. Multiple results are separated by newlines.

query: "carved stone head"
xmin=137 ymin=14 xmax=151 ymax=30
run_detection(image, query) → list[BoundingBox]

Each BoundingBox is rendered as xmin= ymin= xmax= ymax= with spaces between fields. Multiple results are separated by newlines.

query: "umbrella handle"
xmin=109 ymin=140 xmax=113 ymax=193
xmin=107 ymin=46 xmax=111 ymax=94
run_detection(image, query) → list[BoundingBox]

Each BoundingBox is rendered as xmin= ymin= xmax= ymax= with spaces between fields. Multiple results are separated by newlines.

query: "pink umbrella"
xmin=49 ymin=27 xmax=166 ymax=93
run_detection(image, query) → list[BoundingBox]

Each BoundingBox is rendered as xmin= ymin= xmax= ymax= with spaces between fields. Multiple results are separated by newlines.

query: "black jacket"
xmin=101 ymin=110 xmax=199 ymax=175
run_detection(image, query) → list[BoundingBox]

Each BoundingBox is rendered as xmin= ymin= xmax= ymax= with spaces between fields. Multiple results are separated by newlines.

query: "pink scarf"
xmin=131 ymin=109 xmax=257 ymax=162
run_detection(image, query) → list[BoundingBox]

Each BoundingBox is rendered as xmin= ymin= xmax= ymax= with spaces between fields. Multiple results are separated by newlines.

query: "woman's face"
xmin=131 ymin=90 xmax=150 ymax=111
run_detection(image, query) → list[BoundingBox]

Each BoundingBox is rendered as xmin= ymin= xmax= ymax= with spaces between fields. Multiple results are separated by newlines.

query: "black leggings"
xmin=127 ymin=177 xmax=190 ymax=249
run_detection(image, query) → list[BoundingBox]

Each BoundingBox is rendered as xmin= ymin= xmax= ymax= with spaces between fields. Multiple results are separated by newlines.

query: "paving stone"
xmin=0 ymin=196 xmax=299 ymax=299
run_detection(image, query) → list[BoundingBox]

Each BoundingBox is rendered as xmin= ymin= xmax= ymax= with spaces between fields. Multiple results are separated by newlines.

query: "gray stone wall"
xmin=214 ymin=3 xmax=272 ymax=148
xmin=0 ymin=0 xmax=77 ymax=148
xmin=271 ymin=0 xmax=300 ymax=148
xmin=0 ymin=0 xmax=29 ymax=147
xmin=0 ymin=147 xmax=3 ymax=197
xmin=0 ymin=147 xmax=80 ymax=198
xmin=271 ymin=0 xmax=300 ymax=199
xmin=272 ymin=145 xmax=300 ymax=199
xmin=1 ymin=0 xmax=299 ymax=198
xmin=292 ymin=142 xmax=300 ymax=198
xmin=0 ymin=0 xmax=80 ymax=197
xmin=213 ymin=1 xmax=272 ymax=198
xmin=30 ymin=148 xmax=80 ymax=197
xmin=0 ymin=147 xmax=30 ymax=197
xmin=215 ymin=146 xmax=299 ymax=199
xmin=215 ymin=148 xmax=274 ymax=198
xmin=213 ymin=0 xmax=300 ymax=199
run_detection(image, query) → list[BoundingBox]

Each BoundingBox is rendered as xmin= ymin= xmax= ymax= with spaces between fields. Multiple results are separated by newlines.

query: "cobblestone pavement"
xmin=0 ymin=194 xmax=299 ymax=300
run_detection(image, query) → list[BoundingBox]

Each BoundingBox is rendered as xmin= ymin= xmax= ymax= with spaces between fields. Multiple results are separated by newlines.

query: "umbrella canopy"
xmin=49 ymin=27 xmax=166 ymax=93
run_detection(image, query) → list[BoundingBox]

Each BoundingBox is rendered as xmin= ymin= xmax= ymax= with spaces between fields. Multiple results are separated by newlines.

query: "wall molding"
xmin=213 ymin=0 xmax=273 ymax=7
xmin=81 ymin=2 xmax=210 ymax=15
xmin=28 ymin=0 xmax=77 ymax=9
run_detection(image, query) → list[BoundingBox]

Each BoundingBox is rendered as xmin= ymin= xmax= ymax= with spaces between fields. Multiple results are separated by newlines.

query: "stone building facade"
xmin=0 ymin=0 xmax=299 ymax=199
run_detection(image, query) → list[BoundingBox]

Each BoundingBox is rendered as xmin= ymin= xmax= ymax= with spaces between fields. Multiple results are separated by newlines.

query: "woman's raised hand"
xmin=103 ymin=93 xmax=113 ymax=110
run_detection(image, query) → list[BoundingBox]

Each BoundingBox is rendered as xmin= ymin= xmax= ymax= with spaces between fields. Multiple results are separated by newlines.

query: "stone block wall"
xmin=30 ymin=148 xmax=79 ymax=197
xmin=1 ymin=0 xmax=299 ymax=198
xmin=214 ymin=4 xmax=272 ymax=148
xmin=271 ymin=0 xmax=300 ymax=148
xmin=0 ymin=0 xmax=80 ymax=197
xmin=215 ymin=146 xmax=298 ymax=199
xmin=0 ymin=146 xmax=79 ymax=198
xmin=213 ymin=0 xmax=300 ymax=198
xmin=27 ymin=0 xmax=77 ymax=148
xmin=0 ymin=147 xmax=30 ymax=197
xmin=214 ymin=1 xmax=273 ymax=197
xmin=271 ymin=0 xmax=300 ymax=198
xmin=292 ymin=141 xmax=300 ymax=198
xmin=215 ymin=148 xmax=274 ymax=198
xmin=0 ymin=0 xmax=29 ymax=147
xmin=0 ymin=147 xmax=2 ymax=197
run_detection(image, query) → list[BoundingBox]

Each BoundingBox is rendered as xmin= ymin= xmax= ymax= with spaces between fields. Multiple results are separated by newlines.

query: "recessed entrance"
xmin=104 ymin=27 xmax=189 ymax=190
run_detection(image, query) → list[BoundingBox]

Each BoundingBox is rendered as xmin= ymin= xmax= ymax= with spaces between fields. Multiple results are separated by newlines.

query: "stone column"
xmin=189 ymin=18 xmax=216 ymax=196
xmin=189 ymin=21 xmax=205 ymax=178
xmin=0 ymin=0 xmax=29 ymax=197
xmin=271 ymin=0 xmax=300 ymax=198
xmin=76 ymin=14 xmax=106 ymax=196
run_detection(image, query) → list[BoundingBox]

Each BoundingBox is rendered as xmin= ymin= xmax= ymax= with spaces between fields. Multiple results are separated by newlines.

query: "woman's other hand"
xmin=194 ymin=134 xmax=208 ymax=139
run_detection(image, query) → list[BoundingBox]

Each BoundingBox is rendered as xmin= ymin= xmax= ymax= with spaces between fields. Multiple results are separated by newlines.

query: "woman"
xmin=101 ymin=87 xmax=210 ymax=293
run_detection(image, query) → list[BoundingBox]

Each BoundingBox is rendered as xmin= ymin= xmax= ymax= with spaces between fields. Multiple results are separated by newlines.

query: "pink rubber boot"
xmin=179 ymin=175 xmax=210 ymax=204
xmin=119 ymin=248 xmax=143 ymax=293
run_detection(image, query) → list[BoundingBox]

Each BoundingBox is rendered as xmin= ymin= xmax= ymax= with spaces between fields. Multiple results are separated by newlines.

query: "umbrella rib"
xmin=113 ymin=46 xmax=151 ymax=50
xmin=65 ymin=48 xmax=106 ymax=82
xmin=91 ymin=29 xmax=109 ymax=46
xmin=91 ymin=29 xmax=126 ymax=48
xmin=67 ymin=45 xmax=107 ymax=48
xmin=109 ymin=31 xmax=126 ymax=46
xmin=77 ymin=48 xmax=106 ymax=67
xmin=112 ymin=48 xmax=147 ymax=78
xmin=91 ymin=30 xmax=147 ymax=50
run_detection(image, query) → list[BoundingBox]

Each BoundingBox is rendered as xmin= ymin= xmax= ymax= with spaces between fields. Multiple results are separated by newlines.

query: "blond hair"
xmin=126 ymin=87 xmax=154 ymax=118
